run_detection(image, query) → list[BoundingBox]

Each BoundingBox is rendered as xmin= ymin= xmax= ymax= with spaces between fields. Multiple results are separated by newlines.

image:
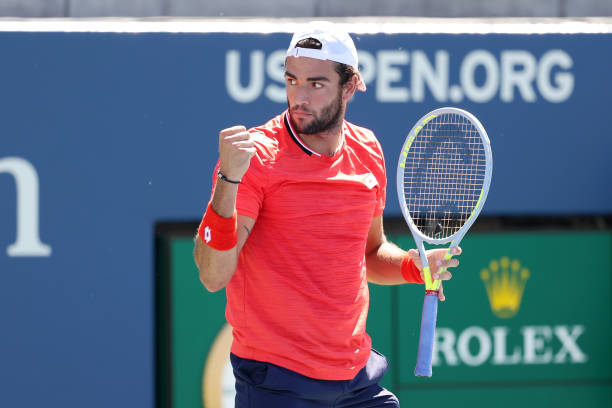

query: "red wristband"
xmin=198 ymin=202 xmax=238 ymax=251
xmin=401 ymin=256 xmax=424 ymax=284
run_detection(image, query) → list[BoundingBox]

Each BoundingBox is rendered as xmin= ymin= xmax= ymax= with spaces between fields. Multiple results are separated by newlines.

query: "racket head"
xmin=396 ymin=107 xmax=493 ymax=245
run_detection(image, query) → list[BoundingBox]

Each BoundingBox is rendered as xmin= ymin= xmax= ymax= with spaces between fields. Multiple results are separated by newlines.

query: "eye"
xmin=313 ymin=82 xmax=323 ymax=89
xmin=287 ymin=78 xmax=297 ymax=85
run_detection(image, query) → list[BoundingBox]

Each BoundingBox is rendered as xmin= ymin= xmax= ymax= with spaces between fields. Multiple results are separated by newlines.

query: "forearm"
xmin=193 ymin=180 xmax=245 ymax=292
xmin=194 ymin=237 xmax=239 ymax=292
xmin=364 ymin=215 xmax=459 ymax=299
xmin=194 ymin=125 xmax=256 ymax=292
xmin=209 ymin=172 xmax=239 ymax=217
xmin=365 ymin=240 xmax=409 ymax=285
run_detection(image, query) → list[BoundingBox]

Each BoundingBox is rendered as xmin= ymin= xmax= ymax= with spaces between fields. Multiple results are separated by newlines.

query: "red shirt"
xmin=220 ymin=111 xmax=386 ymax=380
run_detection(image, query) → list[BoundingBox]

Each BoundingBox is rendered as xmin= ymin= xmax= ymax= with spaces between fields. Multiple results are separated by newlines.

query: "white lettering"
xmin=376 ymin=50 xmax=409 ymax=102
xmin=554 ymin=325 xmax=587 ymax=363
xmin=537 ymin=50 xmax=574 ymax=103
xmin=492 ymin=326 xmax=521 ymax=365
xmin=357 ymin=50 xmax=376 ymax=87
xmin=434 ymin=325 xmax=587 ymax=367
xmin=501 ymin=50 xmax=537 ymax=102
xmin=457 ymin=326 xmax=491 ymax=366
xmin=411 ymin=50 xmax=449 ymax=102
xmin=225 ymin=50 xmax=264 ymax=103
xmin=0 ymin=157 xmax=51 ymax=257
xmin=460 ymin=50 xmax=499 ymax=103
xmin=264 ymin=50 xmax=286 ymax=103
xmin=522 ymin=326 xmax=553 ymax=364
xmin=224 ymin=48 xmax=575 ymax=104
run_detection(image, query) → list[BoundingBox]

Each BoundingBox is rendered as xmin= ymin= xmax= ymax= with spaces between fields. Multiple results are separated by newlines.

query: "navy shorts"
xmin=230 ymin=349 xmax=400 ymax=408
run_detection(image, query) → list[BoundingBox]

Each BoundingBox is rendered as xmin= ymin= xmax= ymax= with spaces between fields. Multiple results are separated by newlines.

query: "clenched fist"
xmin=218 ymin=126 xmax=257 ymax=182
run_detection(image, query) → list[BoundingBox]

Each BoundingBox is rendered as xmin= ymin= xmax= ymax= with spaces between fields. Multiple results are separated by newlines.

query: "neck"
xmin=298 ymin=123 xmax=344 ymax=156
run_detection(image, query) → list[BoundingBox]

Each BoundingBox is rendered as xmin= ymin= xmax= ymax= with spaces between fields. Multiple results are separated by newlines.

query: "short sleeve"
xmin=373 ymin=139 xmax=387 ymax=217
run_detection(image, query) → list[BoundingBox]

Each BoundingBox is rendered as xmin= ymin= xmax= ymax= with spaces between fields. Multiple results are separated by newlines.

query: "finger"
xmin=434 ymin=270 xmax=453 ymax=281
xmin=238 ymin=147 xmax=257 ymax=155
xmin=439 ymin=258 xmax=459 ymax=269
xmin=220 ymin=126 xmax=247 ymax=136
xmin=232 ymin=140 xmax=255 ymax=149
xmin=407 ymin=249 xmax=423 ymax=270
xmin=451 ymin=246 xmax=462 ymax=256
xmin=435 ymin=257 xmax=458 ymax=269
xmin=407 ymin=248 xmax=419 ymax=260
xmin=224 ymin=132 xmax=251 ymax=142
xmin=438 ymin=283 xmax=445 ymax=302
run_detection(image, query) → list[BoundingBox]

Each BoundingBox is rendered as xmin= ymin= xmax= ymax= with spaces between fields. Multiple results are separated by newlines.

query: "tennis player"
xmin=194 ymin=21 xmax=461 ymax=407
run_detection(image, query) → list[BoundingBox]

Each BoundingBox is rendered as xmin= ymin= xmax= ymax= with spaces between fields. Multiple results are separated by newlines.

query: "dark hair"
xmin=334 ymin=62 xmax=357 ymax=87
xmin=294 ymin=37 xmax=357 ymax=87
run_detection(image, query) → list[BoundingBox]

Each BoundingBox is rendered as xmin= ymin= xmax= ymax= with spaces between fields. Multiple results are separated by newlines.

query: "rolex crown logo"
xmin=480 ymin=257 xmax=530 ymax=319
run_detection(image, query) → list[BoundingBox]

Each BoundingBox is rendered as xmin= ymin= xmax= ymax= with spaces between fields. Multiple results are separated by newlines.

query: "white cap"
xmin=286 ymin=21 xmax=366 ymax=92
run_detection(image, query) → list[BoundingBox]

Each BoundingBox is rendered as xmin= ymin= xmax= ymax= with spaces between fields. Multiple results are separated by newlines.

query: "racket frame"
xmin=396 ymin=107 xmax=493 ymax=377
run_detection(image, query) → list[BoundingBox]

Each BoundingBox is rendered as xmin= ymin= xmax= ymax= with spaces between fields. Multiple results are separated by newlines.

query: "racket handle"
xmin=414 ymin=291 xmax=439 ymax=377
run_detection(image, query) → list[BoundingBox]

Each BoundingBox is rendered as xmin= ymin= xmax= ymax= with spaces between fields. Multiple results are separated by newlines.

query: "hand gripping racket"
xmin=396 ymin=107 xmax=493 ymax=377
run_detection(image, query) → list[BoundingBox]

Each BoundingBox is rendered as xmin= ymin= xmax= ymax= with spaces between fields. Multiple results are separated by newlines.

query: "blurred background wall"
xmin=1 ymin=1 xmax=611 ymax=408
xmin=0 ymin=0 xmax=611 ymax=18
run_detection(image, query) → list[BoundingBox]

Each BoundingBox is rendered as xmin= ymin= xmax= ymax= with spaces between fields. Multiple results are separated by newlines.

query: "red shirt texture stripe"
xmin=216 ymin=112 xmax=387 ymax=380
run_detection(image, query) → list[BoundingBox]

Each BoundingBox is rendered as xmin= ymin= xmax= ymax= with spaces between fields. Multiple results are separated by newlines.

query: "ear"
xmin=342 ymin=75 xmax=358 ymax=102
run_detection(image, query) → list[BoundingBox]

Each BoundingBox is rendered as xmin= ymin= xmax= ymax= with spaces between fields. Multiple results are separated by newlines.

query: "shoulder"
xmin=247 ymin=114 xmax=283 ymax=163
xmin=344 ymin=121 xmax=384 ymax=161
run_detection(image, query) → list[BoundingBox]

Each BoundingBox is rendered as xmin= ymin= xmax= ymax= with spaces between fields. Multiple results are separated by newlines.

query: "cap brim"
xmin=356 ymin=72 xmax=366 ymax=92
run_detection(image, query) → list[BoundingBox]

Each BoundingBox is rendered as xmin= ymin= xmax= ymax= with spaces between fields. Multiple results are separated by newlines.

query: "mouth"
xmin=290 ymin=108 xmax=313 ymax=119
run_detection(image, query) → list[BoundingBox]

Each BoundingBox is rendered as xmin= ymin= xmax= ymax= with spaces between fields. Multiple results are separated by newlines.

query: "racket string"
xmin=403 ymin=113 xmax=487 ymax=239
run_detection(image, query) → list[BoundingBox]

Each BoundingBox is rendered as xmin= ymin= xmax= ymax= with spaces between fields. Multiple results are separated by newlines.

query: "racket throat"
xmin=422 ymin=265 xmax=442 ymax=291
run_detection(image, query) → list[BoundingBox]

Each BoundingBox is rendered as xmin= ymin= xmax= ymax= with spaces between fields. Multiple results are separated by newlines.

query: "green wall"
xmin=157 ymin=230 xmax=612 ymax=407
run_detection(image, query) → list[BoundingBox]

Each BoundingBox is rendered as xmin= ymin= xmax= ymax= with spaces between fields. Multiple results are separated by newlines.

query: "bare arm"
xmin=364 ymin=215 xmax=461 ymax=301
xmin=365 ymin=215 xmax=412 ymax=285
xmin=193 ymin=126 xmax=256 ymax=292
xmin=193 ymin=182 xmax=255 ymax=292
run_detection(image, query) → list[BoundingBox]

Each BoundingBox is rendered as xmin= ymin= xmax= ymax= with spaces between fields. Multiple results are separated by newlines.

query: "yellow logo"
xmin=480 ymin=257 xmax=530 ymax=319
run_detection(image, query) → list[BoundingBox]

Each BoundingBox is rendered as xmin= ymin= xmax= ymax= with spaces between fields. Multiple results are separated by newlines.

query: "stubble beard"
xmin=289 ymin=91 xmax=344 ymax=135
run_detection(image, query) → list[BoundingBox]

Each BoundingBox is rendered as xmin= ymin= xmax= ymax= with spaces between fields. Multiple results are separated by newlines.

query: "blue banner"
xmin=1 ymin=30 xmax=611 ymax=407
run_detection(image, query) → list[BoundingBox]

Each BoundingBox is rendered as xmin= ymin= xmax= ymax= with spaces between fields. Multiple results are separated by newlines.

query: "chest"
xmin=260 ymin=153 xmax=381 ymax=224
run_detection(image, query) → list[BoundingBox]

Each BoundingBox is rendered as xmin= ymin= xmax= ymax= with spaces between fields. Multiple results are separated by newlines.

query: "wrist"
xmin=198 ymin=202 xmax=238 ymax=251
xmin=401 ymin=255 xmax=424 ymax=284
xmin=217 ymin=169 xmax=241 ymax=184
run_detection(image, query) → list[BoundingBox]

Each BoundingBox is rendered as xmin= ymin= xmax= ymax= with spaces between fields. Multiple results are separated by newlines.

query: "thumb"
xmin=407 ymin=249 xmax=419 ymax=259
xmin=407 ymin=249 xmax=423 ymax=270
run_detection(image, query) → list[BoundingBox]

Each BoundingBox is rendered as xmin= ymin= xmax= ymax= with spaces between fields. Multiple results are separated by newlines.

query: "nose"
xmin=291 ymin=84 xmax=310 ymax=106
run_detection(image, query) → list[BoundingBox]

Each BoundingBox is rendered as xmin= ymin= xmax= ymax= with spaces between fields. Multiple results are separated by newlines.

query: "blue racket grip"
xmin=414 ymin=292 xmax=439 ymax=377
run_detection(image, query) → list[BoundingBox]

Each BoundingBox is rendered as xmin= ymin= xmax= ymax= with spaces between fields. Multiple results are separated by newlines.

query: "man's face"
xmin=285 ymin=56 xmax=346 ymax=135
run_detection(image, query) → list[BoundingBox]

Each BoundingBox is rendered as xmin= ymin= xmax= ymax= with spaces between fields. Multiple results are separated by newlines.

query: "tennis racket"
xmin=396 ymin=107 xmax=493 ymax=377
